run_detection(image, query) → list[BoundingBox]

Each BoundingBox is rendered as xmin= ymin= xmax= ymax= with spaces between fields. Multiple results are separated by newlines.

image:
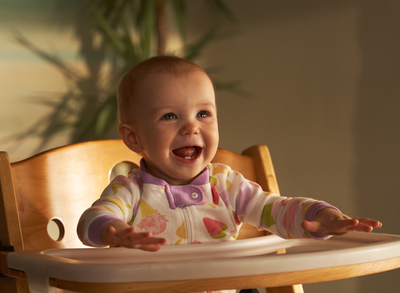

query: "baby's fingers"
xmin=357 ymin=218 xmax=382 ymax=229
xmin=116 ymin=228 xmax=167 ymax=249
xmin=302 ymin=218 xmax=359 ymax=235
xmin=331 ymin=218 xmax=360 ymax=232
xmin=118 ymin=227 xmax=152 ymax=241
xmin=132 ymin=242 xmax=167 ymax=252
xmin=123 ymin=237 xmax=167 ymax=250
xmin=352 ymin=218 xmax=382 ymax=233
xmin=130 ymin=235 xmax=167 ymax=246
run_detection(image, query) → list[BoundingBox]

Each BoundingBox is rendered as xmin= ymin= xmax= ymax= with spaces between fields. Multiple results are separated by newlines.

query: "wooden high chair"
xmin=1 ymin=140 xmax=400 ymax=293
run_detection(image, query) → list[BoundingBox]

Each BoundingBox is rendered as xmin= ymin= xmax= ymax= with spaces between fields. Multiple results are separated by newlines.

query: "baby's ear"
xmin=118 ymin=124 xmax=142 ymax=153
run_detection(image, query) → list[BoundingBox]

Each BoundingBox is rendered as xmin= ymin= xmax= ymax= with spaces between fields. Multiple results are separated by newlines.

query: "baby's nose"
xmin=180 ymin=121 xmax=199 ymax=135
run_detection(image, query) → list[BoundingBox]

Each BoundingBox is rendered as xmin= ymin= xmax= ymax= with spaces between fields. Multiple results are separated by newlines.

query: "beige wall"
xmin=1 ymin=1 xmax=399 ymax=292
xmin=190 ymin=1 xmax=400 ymax=292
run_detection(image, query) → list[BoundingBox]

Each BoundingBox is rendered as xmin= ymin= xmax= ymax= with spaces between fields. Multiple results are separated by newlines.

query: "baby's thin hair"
xmin=117 ymin=55 xmax=209 ymax=124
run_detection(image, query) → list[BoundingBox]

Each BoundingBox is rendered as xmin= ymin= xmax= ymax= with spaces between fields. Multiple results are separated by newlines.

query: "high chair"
xmin=1 ymin=140 xmax=400 ymax=293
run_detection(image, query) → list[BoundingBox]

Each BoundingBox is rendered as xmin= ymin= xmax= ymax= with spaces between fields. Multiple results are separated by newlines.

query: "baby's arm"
xmin=302 ymin=208 xmax=382 ymax=236
xmin=100 ymin=221 xmax=167 ymax=251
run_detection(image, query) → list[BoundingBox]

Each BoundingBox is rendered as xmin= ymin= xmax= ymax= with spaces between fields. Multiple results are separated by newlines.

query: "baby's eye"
xmin=197 ymin=111 xmax=210 ymax=118
xmin=161 ymin=113 xmax=176 ymax=120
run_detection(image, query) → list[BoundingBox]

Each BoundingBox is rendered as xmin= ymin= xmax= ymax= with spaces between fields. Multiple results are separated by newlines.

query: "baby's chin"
xmin=145 ymin=158 xmax=210 ymax=185
xmin=164 ymin=177 xmax=195 ymax=186
xmin=165 ymin=167 xmax=207 ymax=185
xmin=166 ymin=174 xmax=200 ymax=185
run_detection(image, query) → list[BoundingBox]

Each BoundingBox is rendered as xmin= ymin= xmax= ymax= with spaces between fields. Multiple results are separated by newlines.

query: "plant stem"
xmin=156 ymin=0 xmax=167 ymax=55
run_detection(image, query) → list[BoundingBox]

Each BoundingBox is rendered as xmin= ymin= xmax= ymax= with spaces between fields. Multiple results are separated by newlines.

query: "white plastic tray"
xmin=7 ymin=232 xmax=400 ymax=293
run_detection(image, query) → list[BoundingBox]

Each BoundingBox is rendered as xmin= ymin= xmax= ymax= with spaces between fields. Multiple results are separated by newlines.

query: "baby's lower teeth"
xmin=185 ymin=156 xmax=192 ymax=159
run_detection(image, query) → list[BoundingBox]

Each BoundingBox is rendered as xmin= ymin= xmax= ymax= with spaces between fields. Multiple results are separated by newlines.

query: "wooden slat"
xmin=267 ymin=285 xmax=304 ymax=293
xmin=0 ymin=152 xmax=24 ymax=252
xmin=212 ymin=148 xmax=256 ymax=181
xmin=242 ymin=145 xmax=280 ymax=195
xmin=10 ymin=140 xmax=141 ymax=250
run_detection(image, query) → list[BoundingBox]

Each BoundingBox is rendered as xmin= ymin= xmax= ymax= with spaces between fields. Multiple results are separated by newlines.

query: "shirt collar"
xmin=139 ymin=159 xmax=209 ymax=186
xmin=139 ymin=159 xmax=209 ymax=209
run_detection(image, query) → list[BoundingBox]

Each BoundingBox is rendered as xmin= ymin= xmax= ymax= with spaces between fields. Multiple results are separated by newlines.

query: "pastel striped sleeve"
xmin=304 ymin=202 xmax=341 ymax=240
xmin=221 ymin=168 xmax=340 ymax=240
xmin=77 ymin=173 xmax=141 ymax=247
xmin=77 ymin=206 xmax=124 ymax=247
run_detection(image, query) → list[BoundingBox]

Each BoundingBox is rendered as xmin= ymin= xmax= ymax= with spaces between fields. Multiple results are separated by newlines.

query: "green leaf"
xmin=92 ymin=7 xmax=125 ymax=56
xmin=95 ymin=95 xmax=118 ymax=139
xmin=204 ymin=0 xmax=237 ymax=23
xmin=120 ymin=13 xmax=139 ymax=64
xmin=169 ymin=0 xmax=187 ymax=42
xmin=139 ymin=0 xmax=156 ymax=58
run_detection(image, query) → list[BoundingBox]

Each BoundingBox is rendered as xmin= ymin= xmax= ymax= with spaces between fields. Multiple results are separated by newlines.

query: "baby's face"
xmin=130 ymin=71 xmax=219 ymax=185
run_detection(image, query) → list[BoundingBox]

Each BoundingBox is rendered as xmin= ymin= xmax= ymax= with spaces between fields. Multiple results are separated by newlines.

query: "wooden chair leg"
xmin=0 ymin=277 xmax=78 ymax=293
xmin=0 ymin=277 xmax=29 ymax=293
xmin=266 ymin=284 xmax=304 ymax=293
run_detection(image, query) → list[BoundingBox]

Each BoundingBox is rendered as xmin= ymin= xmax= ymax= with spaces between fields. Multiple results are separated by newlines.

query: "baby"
xmin=77 ymin=56 xmax=381 ymax=253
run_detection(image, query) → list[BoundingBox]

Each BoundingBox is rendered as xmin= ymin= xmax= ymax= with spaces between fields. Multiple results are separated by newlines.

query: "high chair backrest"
xmin=0 ymin=140 xmax=280 ymax=252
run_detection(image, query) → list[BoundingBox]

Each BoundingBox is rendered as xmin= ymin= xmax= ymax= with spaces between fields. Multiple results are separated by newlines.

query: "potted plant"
xmin=11 ymin=0 xmax=237 ymax=152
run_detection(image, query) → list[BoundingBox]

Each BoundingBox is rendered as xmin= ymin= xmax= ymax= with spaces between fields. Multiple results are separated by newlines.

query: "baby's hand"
xmin=301 ymin=208 xmax=382 ymax=236
xmin=101 ymin=221 xmax=167 ymax=251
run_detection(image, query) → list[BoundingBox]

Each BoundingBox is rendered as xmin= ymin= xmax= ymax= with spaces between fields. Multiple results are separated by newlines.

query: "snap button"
xmin=191 ymin=192 xmax=199 ymax=199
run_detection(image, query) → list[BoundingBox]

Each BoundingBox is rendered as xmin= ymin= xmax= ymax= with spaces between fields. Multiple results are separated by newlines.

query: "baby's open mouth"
xmin=172 ymin=146 xmax=201 ymax=160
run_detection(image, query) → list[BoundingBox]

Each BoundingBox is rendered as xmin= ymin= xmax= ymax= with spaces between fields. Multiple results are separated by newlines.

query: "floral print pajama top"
xmin=78 ymin=159 xmax=336 ymax=247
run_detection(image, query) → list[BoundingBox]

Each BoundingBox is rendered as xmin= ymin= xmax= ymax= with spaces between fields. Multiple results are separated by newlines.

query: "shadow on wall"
xmin=355 ymin=0 xmax=400 ymax=292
